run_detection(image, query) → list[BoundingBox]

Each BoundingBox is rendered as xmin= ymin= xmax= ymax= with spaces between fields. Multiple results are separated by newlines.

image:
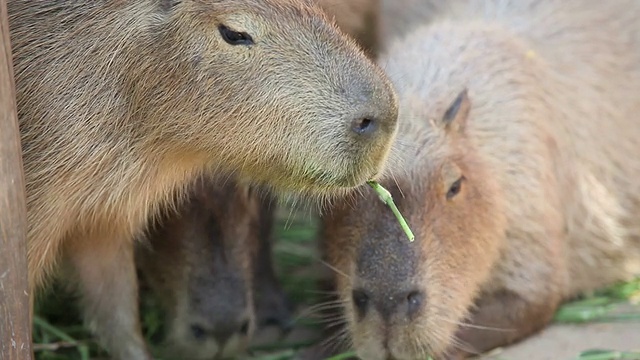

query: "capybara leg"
xmin=442 ymin=289 xmax=560 ymax=360
xmin=66 ymin=236 xmax=152 ymax=360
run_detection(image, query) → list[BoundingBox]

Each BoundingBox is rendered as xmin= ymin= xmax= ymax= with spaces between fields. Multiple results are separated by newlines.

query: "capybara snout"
xmin=187 ymin=281 xmax=252 ymax=349
xmin=137 ymin=177 xmax=262 ymax=359
xmin=150 ymin=0 xmax=400 ymax=192
xmin=351 ymin=286 xmax=426 ymax=323
xmin=183 ymin=256 xmax=253 ymax=354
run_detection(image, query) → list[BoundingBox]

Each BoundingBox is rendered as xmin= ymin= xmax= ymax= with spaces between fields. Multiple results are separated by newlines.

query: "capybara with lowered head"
xmin=322 ymin=0 xmax=640 ymax=359
xmin=136 ymin=177 xmax=292 ymax=359
xmin=9 ymin=0 xmax=398 ymax=358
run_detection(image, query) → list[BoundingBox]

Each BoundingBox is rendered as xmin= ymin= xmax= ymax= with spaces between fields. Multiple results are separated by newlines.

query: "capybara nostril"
xmin=190 ymin=324 xmax=209 ymax=341
xmin=351 ymin=117 xmax=378 ymax=136
xmin=352 ymin=289 xmax=371 ymax=318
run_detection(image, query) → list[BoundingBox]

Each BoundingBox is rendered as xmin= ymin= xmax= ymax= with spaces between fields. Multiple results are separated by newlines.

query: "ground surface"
xmin=479 ymin=303 xmax=640 ymax=360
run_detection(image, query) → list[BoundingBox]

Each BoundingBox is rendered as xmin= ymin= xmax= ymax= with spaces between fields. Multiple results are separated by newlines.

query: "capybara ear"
xmin=442 ymin=88 xmax=471 ymax=134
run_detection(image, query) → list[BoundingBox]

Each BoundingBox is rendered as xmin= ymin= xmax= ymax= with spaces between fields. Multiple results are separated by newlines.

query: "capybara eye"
xmin=218 ymin=25 xmax=254 ymax=46
xmin=446 ymin=177 xmax=464 ymax=200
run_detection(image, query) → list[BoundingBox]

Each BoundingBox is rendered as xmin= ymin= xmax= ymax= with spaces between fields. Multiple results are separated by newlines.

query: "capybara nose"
xmin=190 ymin=315 xmax=252 ymax=345
xmin=212 ymin=317 xmax=251 ymax=345
xmin=353 ymin=288 xmax=425 ymax=321
xmin=378 ymin=290 xmax=424 ymax=320
xmin=347 ymin=78 xmax=399 ymax=141
xmin=349 ymin=101 xmax=398 ymax=140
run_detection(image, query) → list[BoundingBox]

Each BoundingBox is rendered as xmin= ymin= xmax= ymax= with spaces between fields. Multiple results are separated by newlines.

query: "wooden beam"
xmin=0 ymin=0 xmax=34 ymax=358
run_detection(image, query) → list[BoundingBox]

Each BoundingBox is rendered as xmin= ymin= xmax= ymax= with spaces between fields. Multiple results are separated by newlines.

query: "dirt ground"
xmin=479 ymin=303 xmax=640 ymax=360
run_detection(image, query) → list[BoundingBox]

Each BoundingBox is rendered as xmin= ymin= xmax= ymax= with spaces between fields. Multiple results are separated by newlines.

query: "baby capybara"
xmin=137 ymin=178 xmax=256 ymax=359
xmin=322 ymin=0 xmax=640 ymax=359
xmin=137 ymin=177 xmax=292 ymax=359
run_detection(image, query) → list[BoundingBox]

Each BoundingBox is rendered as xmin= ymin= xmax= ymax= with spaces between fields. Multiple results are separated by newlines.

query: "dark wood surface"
xmin=0 ymin=0 xmax=34 ymax=358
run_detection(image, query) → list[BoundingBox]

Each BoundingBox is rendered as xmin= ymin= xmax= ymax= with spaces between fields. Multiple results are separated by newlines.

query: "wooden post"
xmin=0 ymin=0 xmax=34 ymax=358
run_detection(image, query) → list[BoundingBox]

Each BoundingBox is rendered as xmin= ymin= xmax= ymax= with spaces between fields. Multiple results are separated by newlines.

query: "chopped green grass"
xmin=366 ymin=181 xmax=415 ymax=242
xmin=554 ymin=278 xmax=640 ymax=324
xmin=573 ymin=349 xmax=640 ymax=360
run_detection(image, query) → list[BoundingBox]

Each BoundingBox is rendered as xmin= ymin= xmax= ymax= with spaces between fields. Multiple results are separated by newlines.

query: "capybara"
xmin=138 ymin=177 xmax=251 ymax=359
xmin=9 ymin=0 xmax=398 ymax=359
xmin=316 ymin=0 xmax=380 ymax=56
xmin=136 ymin=178 xmax=293 ymax=359
xmin=322 ymin=0 xmax=640 ymax=359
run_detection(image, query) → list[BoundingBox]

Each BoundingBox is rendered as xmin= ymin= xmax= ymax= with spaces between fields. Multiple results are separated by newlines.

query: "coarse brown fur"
xmin=316 ymin=0 xmax=380 ymax=56
xmin=8 ymin=0 xmax=398 ymax=358
xmin=322 ymin=1 xmax=640 ymax=359
xmin=378 ymin=0 xmax=459 ymax=51
xmin=136 ymin=176 xmax=265 ymax=359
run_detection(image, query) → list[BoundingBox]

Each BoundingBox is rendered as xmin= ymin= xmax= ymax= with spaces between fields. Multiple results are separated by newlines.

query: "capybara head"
xmin=322 ymin=89 xmax=508 ymax=359
xmin=137 ymin=177 xmax=262 ymax=359
xmin=10 ymin=0 xmax=398 ymax=198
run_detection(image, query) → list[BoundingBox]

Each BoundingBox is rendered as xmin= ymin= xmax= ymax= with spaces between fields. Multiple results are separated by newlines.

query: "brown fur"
xmin=316 ymin=0 xmax=380 ymax=56
xmin=9 ymin=0 xmax=398 ymax=358
xmin=322 ymin=1 xmax=640 ymax=359
xmin=136 ymin=177 xmax=273 ymax=359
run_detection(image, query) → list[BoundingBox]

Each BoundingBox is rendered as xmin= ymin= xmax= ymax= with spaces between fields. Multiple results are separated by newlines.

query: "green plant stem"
xmin=367 ymin=181 xmax=415 ymax=242
xmin=33 ymin=316 xmax=91 ymax=360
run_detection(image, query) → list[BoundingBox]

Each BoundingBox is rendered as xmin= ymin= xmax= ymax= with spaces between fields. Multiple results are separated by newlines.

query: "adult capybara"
xmin=322 ymin=1 xmax=640 ymax=359
xmin=136 ymin=178 xmax=292 ymax=359
xmin=9 ymin=0 xmax=398 ymax=359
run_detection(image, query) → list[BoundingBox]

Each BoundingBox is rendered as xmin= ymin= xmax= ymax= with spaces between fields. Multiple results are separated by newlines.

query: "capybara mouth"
xmin=304 ymin=167 xmax=377 ymax=190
